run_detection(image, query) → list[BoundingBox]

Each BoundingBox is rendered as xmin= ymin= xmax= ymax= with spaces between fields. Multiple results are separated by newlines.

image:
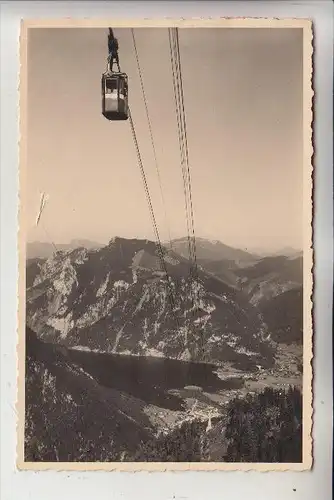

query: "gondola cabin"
xmin=101 ymin=72 xmax=129 ymax=121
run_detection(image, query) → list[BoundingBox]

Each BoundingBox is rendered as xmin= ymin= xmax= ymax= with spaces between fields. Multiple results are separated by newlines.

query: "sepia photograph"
xmin=18 ymin=18 xmax=313 ymax=470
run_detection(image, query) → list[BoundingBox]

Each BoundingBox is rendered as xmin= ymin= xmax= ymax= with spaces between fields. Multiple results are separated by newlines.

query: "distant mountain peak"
xmin=170 ymin=236 xmax=256 ymax=263
xmin=27 ymin=239 xmax=104 ymax=260
xmin=108 ymin=236 xmax=123 ymax=246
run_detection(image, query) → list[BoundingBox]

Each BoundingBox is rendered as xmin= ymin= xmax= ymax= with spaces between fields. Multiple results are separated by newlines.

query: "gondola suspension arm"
xmin=107 ymin=28 xmax=121 ymax=73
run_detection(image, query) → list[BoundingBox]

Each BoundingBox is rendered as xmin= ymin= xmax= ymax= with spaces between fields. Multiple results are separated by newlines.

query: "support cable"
xmin=128 ymin=108 xmax=181 ymax=330
xmin=168 ymin=28 xmax=194 ymax=269
xmin=169 ymin=28 xmax=205 ymax=360
xmin=131 ymin=28 xmax=174 ymax=252
xmin=173 ymin=28 xmax=199 ymax=284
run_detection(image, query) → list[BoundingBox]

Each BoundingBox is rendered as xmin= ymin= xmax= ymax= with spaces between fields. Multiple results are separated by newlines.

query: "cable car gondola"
xmin=101 ymin=70 xmax=129 ymax=121
xmin=102 ymin=28 xmax=129 ymax=121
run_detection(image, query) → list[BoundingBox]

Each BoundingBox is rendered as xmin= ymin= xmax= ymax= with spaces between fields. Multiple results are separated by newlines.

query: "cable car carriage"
xmin=101 ymin=71 xmax=129 ymax=121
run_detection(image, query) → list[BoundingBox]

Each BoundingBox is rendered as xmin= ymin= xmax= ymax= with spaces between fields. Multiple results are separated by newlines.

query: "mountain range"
xmin=26 ymin=237 xmax=279 ymax=370
xmin=26 ymin=236 xmax=303 ymax=361
xmin=24 ymin=235 xmax=303 ymax=462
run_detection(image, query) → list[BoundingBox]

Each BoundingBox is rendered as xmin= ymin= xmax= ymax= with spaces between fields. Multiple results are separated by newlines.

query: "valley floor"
xmin=144 ymin=361 xmax=302 ymax=433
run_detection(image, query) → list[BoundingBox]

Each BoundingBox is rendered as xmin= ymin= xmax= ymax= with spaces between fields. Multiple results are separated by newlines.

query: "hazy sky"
xmin=26 ymin=27 xmax=303 ymax=252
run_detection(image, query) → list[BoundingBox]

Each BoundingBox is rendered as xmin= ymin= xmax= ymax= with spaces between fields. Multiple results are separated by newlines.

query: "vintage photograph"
xmin=18 ymin=19 xmax=313 ymax=469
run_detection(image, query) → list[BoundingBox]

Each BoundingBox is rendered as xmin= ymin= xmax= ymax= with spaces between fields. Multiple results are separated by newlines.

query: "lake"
xmin=68 ymin=349 xmax=243 ymax=411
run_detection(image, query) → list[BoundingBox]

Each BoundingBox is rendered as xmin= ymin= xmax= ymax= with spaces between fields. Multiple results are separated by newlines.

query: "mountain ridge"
xmin=26 ymin=236 xmax=275 ymax=371
xmin=27 ymin=239 xmax=104 ymax=260
xmin=168 ymin=237 xmax=257 ymax=264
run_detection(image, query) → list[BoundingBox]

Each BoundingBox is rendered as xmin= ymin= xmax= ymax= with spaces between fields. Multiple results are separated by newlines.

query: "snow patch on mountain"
xmin=73 ymin=248 xmax=89 ymax=265
xmin=53 ymin=259 xmax=78 ymax=295
xmin=164 ymin=254 xmax=180 ymax=266
xmin=209 ymin=292 xmax=229 ymax=304
xmin=47 ymin=312 xmax=74 ymax=338
xmin=96 ymin=273 xmax=110 ymax=297
xmin=135 ymin=287 xmax=150 ymax=313
xmin=235 ymin=346 xmax=258 ymax=357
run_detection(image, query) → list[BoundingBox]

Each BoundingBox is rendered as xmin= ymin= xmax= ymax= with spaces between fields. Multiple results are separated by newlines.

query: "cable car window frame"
xmin=118 ymin=78 xmax=127 ymax=94
xmin=105 ymin=78 xmax=118 ymax=94
xmin=103 ymin=75 xmax=128 ymax=98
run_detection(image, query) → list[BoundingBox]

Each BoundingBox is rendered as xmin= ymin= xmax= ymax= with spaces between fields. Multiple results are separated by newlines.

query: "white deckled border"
xmin=16 ymin=16 xmax=314 ymax=472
